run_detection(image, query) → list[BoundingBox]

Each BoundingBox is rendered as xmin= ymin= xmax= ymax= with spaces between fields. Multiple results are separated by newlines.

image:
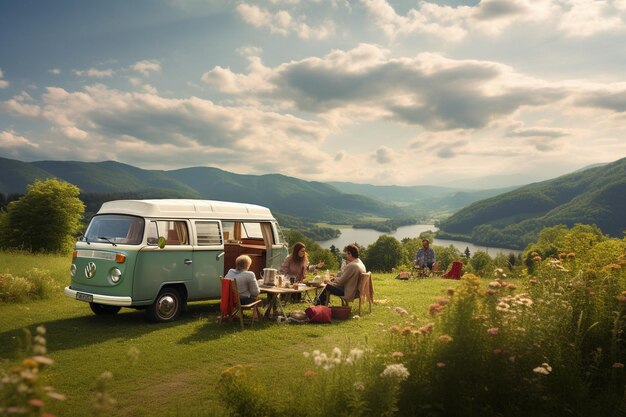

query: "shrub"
xmin=0 ymin=269 xmax=57 ymax=303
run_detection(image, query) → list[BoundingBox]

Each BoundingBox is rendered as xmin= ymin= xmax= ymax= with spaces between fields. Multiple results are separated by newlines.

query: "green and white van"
xmin=64 ymin=199 xmax=288 ymax=322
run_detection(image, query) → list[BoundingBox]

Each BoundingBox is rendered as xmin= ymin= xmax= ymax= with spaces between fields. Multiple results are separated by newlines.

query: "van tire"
xmin=147 ymin=287 xmax=182 ymax=322
xmin=89 ymin=303 xmax=122 ymax=315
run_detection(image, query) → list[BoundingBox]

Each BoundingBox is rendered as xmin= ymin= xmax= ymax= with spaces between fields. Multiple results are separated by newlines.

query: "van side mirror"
xmin=157 ymin=236 xmax=166 ymax=249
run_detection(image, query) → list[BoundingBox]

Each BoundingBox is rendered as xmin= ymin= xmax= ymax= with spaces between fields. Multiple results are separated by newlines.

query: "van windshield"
xmin=84 ymin=215 xmax=145 ymax=245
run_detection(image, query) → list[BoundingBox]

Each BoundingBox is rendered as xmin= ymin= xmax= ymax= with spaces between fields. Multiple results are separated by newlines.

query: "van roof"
xmin=98 ymin=199 xmax=277 ymax=220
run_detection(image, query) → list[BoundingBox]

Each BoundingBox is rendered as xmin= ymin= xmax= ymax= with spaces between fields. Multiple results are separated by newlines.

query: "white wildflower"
xmin=394 ymin=307 xmax=408 ymax=315
xmin=303 ymin=352 xmax=310 ymax=358
xmin=349 ymin=348 xmax=365 ymax=361
xmin=380 ymin=363 xmax=410 ymax=380
xmin=332 ymin=347 xmax=342 ymax=360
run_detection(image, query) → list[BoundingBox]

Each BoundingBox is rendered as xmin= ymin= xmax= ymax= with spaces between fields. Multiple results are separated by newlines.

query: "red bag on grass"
xmin=305 ymin=306 xmax=332 ymax=324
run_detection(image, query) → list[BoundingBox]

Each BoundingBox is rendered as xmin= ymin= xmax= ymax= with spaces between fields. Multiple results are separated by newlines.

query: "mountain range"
xmin=437 ymin=156 xmax=626 ymax=248
xmin=1 ymin=156 xmax=623 ymax=249
xmin=1 ymin=157 xmax=487 ymax=224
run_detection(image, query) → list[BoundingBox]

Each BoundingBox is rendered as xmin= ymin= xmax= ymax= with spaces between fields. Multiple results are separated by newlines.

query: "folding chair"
xmin=442 ymin=261 xmax=463 ymax=280
xmin=341 ymin=272 xmax=374 ymax=315
xmin=219 ymin=277 xmax=263 ymax=329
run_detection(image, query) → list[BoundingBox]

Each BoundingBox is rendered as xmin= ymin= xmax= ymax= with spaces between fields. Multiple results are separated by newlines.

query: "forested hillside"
xmin=0 ymin=158 xmax=408 ymax=225
xmin=437 ymin=156 xmax=626 ymax=249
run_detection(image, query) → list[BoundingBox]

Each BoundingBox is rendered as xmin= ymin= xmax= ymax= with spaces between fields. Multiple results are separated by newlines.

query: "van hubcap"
xmin=157 ymin=295 xmax=177 ymax=318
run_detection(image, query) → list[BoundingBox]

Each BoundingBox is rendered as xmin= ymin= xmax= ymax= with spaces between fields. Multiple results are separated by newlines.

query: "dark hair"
xmin=343 ymin=243 xmax=359 ymax=259
xmin=291 ymin=242 xmax=308 ymax=264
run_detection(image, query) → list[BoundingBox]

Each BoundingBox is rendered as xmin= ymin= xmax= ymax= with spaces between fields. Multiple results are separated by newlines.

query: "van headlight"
xmin=110 ymin=268 xmax=122 ymax=284
xmin=70 ymin=264 xmax=77 ymax=277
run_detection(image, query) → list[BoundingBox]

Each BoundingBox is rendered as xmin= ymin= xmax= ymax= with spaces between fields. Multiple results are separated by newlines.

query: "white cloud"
xmin=60 ymin=126 xmax=89 ymax=140
xmin=49 ymin=68 xmax=61 ymax=75
xmin=558 ymin=0 xmax=624 ymax=37
xmin=2 ymin=92 xmax=41 ymax=117
xmin=16 ymin=84 xmax=334 ymax=174
xmin=73 ymin=68 xmax=114 ymax=78
xmin=0 ymin=130 xmax=39 ymax=149
xmin=0 ymin=68 xmax=8 ymax=88
xmin=206 ymin=44 xmax=567 ymax=131
xmin=362 ymin=0 xmax=626 ymax=41
xmin=236 ymin=2 xmax=334 ymax=39
xmin=132 ymin=60 xmax=161 ymax=76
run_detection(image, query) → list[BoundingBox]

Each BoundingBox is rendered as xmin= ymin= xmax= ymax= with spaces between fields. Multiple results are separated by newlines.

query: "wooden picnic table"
xmin=259 ymin=283 xmax=326 ymax=320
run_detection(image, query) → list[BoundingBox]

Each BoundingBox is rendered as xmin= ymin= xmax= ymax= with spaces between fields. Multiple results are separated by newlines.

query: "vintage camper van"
xmin=64 ymin=199 xmax=288 ymax=322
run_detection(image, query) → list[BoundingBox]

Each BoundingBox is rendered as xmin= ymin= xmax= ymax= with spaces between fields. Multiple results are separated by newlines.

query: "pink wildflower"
xmin=428 ymin=303 xmax=443 ymax=316
xmin=487 ymin=327 xmax=500 ymax=335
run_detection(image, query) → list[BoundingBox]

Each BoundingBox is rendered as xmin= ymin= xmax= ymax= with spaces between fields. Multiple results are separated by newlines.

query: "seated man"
xmin=225 ymin=254 xmax=260 ymax=305
xmin=415 ymin=239 xmax=436 ymax=271
xmin=317 ymin=244 xmax=366 ymax=306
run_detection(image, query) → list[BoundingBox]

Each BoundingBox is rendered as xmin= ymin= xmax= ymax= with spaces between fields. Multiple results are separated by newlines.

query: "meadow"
xmin=0 ymin=251 xmax=459 ymax=417
xmin=2 ymin=225 xmax=625 ymax=417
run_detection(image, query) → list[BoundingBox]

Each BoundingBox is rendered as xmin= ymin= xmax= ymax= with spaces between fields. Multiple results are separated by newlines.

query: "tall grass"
xmin=0 ymin=250 xmax=460 ymax=417
xmin=217 ymin=235 xmax=626 ymax=417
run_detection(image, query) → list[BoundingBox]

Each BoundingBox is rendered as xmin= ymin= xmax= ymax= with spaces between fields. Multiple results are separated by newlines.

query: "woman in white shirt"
xmin=225 ymin=254 xmax=260 ymax=304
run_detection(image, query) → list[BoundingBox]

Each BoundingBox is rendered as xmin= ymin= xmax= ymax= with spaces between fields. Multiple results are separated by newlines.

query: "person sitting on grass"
xmin=316 ymin=243 xmax=365 ymax=306
xmin=225 ymin=254 xmax=260 ymax=305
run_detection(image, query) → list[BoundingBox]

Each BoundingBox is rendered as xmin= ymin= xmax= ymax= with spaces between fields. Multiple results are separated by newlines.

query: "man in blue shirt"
xmin=415 ymin=239 xmax=436 ymax=271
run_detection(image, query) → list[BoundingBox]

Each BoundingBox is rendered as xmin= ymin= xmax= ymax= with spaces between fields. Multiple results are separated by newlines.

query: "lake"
xmin=316 ymin=224 xmax=521 ymax=256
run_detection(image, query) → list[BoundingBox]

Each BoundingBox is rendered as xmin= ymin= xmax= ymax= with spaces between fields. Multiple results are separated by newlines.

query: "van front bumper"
xmin=64 ymin=286 xmax=133 ymax=306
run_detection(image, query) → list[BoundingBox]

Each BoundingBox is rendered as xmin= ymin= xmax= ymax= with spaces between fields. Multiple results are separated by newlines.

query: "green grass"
xmin=0 ymin=251 xmax=459 ymax=417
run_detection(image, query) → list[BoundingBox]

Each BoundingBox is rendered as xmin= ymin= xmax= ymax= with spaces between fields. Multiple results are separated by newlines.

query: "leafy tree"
xmin=364 ymin=235 xmax=405 ymax=272
xmin=0 ymin=179 xmax=85 ymax=253
xmin=464 ymin=246 xmax=471 ymax=259
xmin=469 ymin=251 xmax=494 ymax=277
xmin=434 ymin=245 xmax=462 ymax=271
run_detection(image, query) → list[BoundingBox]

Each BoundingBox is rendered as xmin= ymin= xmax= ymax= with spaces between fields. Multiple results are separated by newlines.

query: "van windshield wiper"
xmin=98 ymin=236 xmax=117 ymax=246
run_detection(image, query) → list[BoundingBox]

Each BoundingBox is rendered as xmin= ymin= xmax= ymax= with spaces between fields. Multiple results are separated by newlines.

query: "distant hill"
xmin=0 ymin=157 xmax=56 ymax=195
xmin=437 ymin=156 xmax=626 ymax=249
xmin=0 ymin=158 xmax=408 ymax=224
xmin=328 ymin=181 xmax=517 ymax=212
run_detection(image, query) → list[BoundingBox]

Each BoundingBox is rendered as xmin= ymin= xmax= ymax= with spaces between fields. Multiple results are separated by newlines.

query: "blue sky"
xmin=1 ymin=0 xmax=625 ymax=188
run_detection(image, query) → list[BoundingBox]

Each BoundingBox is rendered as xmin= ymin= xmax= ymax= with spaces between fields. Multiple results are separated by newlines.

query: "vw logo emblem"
xmin=85 ymin=262 xmax=97 ymax=279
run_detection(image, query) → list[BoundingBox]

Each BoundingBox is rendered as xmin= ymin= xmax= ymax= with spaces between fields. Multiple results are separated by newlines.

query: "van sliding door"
xmin=190 ymin=220 xmax=224 ymax=299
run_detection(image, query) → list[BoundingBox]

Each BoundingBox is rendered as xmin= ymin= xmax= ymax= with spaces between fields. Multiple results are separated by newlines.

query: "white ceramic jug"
xmin=261 ymin=268 xmax=277 ymax=286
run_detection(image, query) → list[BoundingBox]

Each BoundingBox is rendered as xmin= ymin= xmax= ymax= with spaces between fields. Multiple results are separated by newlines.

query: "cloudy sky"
xmin=1 ymin=0 xmax=625 ymax=188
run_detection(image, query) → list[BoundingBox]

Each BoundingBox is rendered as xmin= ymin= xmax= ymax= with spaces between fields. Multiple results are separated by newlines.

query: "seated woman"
xmin=280 ymin=242 xmax=324 ymax=283
xmin=225 ymin=254 xmax=260 ymax=305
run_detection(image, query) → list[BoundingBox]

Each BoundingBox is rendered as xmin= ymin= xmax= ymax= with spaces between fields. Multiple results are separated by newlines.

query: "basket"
xmin=331 ymin=306 xmax=352 ymax=320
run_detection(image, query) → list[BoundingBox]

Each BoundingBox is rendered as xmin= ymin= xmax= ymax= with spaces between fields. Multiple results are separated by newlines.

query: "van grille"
xmin=76 ymin=250 xmax=117 ymax=261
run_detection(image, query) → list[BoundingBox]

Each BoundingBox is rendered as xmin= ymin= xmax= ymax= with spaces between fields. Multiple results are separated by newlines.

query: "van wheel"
xmin=147 ymin=288 xmax=182 ymax=322
xmin=89 ymin=303 xmax=121 ymax=315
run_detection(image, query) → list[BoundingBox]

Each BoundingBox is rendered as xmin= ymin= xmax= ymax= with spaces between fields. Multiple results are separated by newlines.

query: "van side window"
xmin=146 ymin=220 xmax=189 ymax=245
xmin=195 ymin=221 xmax=222 ymax=246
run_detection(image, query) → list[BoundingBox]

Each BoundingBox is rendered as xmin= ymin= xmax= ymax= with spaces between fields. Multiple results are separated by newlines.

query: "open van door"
xmin=262 ymin=221 xmax=288 ymax=270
